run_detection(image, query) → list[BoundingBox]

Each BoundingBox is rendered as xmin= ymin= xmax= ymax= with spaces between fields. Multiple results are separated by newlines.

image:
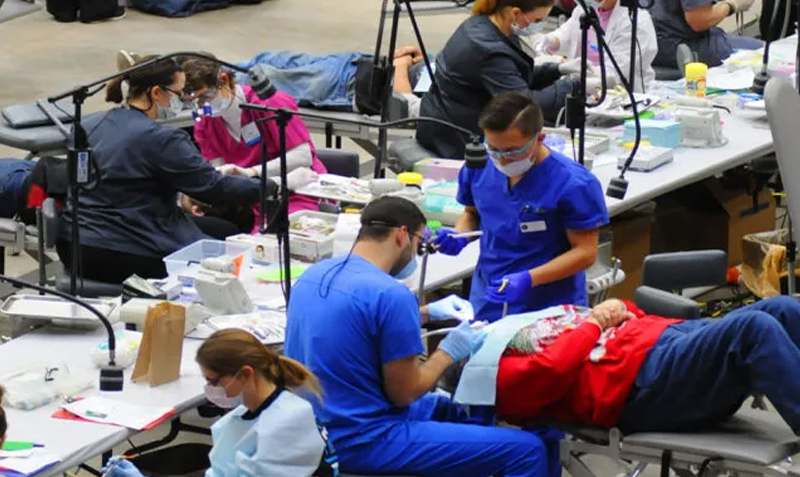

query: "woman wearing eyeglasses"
xmin=181 ymin=55 xmax=326 ymax=233
xmin=56 ymin=56 xmax=275 ymax=284
xmin=434 ymin=92 xmax=609 ymax=323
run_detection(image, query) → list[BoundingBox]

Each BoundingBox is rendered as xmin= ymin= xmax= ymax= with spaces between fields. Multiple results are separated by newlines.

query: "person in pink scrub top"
xmin=182 ymin=55 xmax=327 ymax=232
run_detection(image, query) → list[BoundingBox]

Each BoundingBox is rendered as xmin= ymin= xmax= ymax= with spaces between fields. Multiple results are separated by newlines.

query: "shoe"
xmin=116 ymin=50 xmax=141 ymax=71
xmin=84 ymin=6 xmax=126 ymax=23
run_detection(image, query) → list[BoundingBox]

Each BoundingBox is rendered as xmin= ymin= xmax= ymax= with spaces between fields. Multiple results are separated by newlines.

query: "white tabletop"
xmin=0 ymin=325 xmax=205 ymax=477
xmin=594 ymin=113 xmax=774 ymax=217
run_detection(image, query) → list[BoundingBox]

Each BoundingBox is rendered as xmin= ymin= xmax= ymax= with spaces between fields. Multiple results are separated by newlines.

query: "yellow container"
xmin=685 ymin=62 xmax=708 ymax=98
xmin=397 ymin=172 xmax=424 ymax=186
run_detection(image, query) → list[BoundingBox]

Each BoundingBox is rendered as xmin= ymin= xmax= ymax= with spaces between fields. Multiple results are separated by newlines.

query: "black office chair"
xmin=39 ymin=198 xmax=123 ymax=298
xmin=653 ymin=44 xmax=698 ymax=82
xmin=316 ymin=148 xmax=360 ymax=178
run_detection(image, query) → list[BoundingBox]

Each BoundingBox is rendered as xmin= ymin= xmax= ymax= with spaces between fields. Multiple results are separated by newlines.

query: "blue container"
xmin=623 ymin=119 xmax=681 ymax=149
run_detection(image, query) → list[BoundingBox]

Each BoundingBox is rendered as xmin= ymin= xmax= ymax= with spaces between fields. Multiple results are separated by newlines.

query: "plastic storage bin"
xmin=163 ymin=240 xmax=253 ymax=277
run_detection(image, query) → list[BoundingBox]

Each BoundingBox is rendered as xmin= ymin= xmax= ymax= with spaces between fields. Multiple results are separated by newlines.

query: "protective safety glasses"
xmin=484 ymin=137 xmax=536 ymax=161
xmin=190 ymin=87 xmax=219 ymax=106
xmin=159 ymin=85 xmax=194 ymax=108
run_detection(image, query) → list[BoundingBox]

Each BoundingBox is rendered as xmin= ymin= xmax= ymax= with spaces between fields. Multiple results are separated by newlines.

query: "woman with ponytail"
xmin=416 ymin=0 xmax=578 ymax=159
xmin=102 ymin=329 xmax=338 ymax=477
xmin=57 ymin=56 xmax=280 ymax=284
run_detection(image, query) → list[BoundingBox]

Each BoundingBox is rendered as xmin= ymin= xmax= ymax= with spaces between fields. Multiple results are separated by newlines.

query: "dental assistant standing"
xmin=435 ymin=92 xmax=609 ymax=322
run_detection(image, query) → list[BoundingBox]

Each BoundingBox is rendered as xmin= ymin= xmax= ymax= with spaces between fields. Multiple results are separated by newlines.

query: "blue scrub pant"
xmin=0 ymin=159 xmax=33 ymax=218
xmin=618 ymin=296 xmax=800 ymax=434
xmin=728 ymin=35 xmax=765 ymax=52
xmin=338 ymin=394 xmax=551 ymax=477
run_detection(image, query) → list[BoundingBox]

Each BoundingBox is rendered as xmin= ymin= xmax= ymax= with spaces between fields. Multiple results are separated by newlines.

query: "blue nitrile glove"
xmin=438 ymin=321 xmax=487 ymax=362
xmin=428 ymin=294 xmax=474 ymax=322
xmin=433 ymin=229 xmax=468 ymax=256
xmin=486 ymin=270 xmax=533 ymax=304
xmin=101 ymin=457 xmax=144 ymax=477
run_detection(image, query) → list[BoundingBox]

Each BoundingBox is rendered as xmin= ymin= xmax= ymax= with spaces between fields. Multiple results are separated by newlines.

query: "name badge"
xmin=520 ymin=220 xmax=546 ymax=233
xmin=241 ymin=122 xmax=261 ymax=146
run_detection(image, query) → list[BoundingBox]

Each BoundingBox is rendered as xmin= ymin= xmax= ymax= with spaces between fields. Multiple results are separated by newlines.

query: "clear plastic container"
xmin=163 ymin=240 xmax=253 ymax=277
xmin=1 ymin=363 xmax=94 ymax=410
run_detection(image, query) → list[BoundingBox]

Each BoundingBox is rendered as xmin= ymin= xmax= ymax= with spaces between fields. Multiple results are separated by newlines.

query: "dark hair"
xmin=197 ymin=329 xmax=322 ymax=400
xmin=181 ymin=53 xmax=236 ymax=95
xmin=479 ymin=91 xmax=544 ymax=137
xmin=472 ymin=0 xmax=553 ymax=15
xmin=0 ymin=385 xmax=6 ymax=438
xmin=358 ymin=196 xmax=427 ymax=241
xmin=106 ymin=55 xmax=183 ymax=104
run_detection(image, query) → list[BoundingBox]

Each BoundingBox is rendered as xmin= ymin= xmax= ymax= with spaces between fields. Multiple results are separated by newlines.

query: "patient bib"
xmin=454 ymin=306 xmax=566 ymax=406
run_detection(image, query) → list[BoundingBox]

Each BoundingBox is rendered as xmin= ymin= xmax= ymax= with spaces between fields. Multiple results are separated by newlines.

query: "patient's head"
xmin=0 ymin=385 xmax=7 ymax=448
xmin=181 ymin=53 xmax=238 ymax=109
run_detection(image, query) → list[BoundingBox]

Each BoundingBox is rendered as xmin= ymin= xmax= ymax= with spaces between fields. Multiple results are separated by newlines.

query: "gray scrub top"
xmin=650 ymin=0 xmax=731 ymax=67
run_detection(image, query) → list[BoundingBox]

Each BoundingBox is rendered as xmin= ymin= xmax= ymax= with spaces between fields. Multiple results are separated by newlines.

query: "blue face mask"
xmin=392 ymin=234 xmax=418 ymax=280
xmin=511 ymin=19 xmax=544 ymax=36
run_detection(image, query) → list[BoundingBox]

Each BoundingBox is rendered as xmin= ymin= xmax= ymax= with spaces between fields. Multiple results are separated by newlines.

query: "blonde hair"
xmin=196 ymin=329 xmax=322 ymax=400
xmin=472 ymin=0 xmax=554 ymax=15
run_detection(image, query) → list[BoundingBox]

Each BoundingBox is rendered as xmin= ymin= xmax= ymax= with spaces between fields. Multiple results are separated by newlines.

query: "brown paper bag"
xmin=132 ymin=302 xmax=186 ymax=387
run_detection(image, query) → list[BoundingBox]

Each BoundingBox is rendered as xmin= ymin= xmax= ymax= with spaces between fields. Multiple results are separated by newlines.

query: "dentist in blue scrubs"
xmin=285 ymin=196 xmax=550 ymax=477
xmin=435 ymin=91 xmax=609 ymax=322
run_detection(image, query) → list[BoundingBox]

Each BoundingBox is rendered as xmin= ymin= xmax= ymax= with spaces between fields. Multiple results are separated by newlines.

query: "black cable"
xmin=636 ymin=37 xmax=646 ymax=94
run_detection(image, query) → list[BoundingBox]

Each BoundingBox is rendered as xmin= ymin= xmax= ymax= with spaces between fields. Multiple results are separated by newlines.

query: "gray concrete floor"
xmin=0 ymin=2 xmax=781 ymax=476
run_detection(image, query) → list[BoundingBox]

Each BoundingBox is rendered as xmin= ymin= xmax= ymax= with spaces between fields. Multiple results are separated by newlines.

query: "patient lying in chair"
xmin=495 ymin=297 xmax=800 ymax=436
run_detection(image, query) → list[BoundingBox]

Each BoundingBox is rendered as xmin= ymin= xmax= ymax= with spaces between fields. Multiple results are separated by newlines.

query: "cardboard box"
xmin=650 ymin=178 xmax=775 ymax=266
xmin=605 ymin=209 xmax=653 ymax=300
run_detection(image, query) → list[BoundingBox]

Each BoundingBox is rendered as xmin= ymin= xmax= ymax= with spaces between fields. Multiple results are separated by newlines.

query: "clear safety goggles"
xmin=484 ymin=137 xmax=536 ymax=162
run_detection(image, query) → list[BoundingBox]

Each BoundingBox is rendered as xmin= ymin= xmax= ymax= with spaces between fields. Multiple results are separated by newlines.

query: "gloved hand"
xmin=433 ymin=229 xmax=468 ymax=256
xmin=532 ymin=34 xmax=559 ymax=55
xmin=724 ymin=0 xmax=755 ymax=14
xmin=217 ymin=164 xmax=256 ymax=177
xmin=438 ymin=321 xmax=487 ymax=362
xmin=585 ymin=77 xmax=604 ymax=95
xmin=101 ymin=457 xmax=144 ymax=477
xmin=279 ymin=168 xmax=319 ymax=191
xmin=485 ymin=270 xmax=533 ymax=304
xmin=427 ymin=294 xmax=474 ymax=322
xmin=558 ymin=58 xmax=582 ymax=76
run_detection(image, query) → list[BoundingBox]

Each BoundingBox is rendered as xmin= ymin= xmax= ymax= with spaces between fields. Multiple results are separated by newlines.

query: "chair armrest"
xmin=634 ymin=285 xmax=701 ymax=319
xmin=641 ymin=250 xmax=728 ymax=291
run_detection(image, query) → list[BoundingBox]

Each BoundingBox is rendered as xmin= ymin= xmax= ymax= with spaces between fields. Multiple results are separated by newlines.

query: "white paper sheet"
xmin=0 ymin=451 xmax=59 ymax=475
xmin=706 ymin=68 xmax=755 ymax=90
xmin=0 ymin=449 xmax=34 ymax=459
xmin=61 ymin=397 xmax=174 ymax=430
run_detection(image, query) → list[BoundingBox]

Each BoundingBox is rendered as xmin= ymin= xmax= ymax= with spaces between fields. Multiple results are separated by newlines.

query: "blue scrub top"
xmin=284 ymin=255 xmax=424 ymax=449
xmin=457 ymin=148 xmax=609 ymax=322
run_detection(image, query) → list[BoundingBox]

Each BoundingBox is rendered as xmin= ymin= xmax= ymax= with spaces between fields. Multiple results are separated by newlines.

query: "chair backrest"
xmin=40 ymin=197 xmax=59 ymax=249
xmin=316 ymin=148 xmax=360 ymax=178
xmin=766 ymin=78 xmax=800 ymax=241
xmin=641 ymin=250 xmax=728 ymax=291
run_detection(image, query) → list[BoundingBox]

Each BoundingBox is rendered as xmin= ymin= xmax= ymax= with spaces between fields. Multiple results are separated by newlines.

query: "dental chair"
xmin=387 ymin=137 xmax=437 ymax=173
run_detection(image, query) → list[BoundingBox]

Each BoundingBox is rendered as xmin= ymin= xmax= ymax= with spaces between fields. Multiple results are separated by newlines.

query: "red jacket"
xmin=496 ymin=302 xmax=683 ymax=428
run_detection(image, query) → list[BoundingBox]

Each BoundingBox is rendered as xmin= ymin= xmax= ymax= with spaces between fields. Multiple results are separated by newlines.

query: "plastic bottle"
xmin=685 ymin=62 xmax=708 ymax=98
xmin=390 ymin=172 xmax=426 ymax=209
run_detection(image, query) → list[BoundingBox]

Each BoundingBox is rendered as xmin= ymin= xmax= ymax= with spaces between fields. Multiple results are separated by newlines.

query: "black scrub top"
xmin=60 ymin=108 xmax=272 ymax=258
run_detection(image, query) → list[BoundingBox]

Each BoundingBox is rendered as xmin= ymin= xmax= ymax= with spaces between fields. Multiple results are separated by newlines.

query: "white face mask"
xmin=157 ymin=94 xmax=184 ymax=120
xmin=208 ymin=95 xmax=233 ymax=117
xmin=491 ymin=156 xmax=535 ymax=177
xmin=511 ymin=19 xmax=544 ymax=36
xmin=204 ymin=383 xmax=243 ymax=409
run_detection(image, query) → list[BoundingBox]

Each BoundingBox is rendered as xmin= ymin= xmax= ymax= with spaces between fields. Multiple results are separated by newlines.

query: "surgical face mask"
xmin=208 ymin=94 xmax=233 ymax=117
xmin=511 ymin=18 xmax=544 ymax=36
xmin=204 ymin=378 xmax=242 ymax=409
xmin=157 ymin=94 xmax=184 ymax=120
xmin=491 ymin=156 xmax=535 ymax=177
xmin=391 ymin=234 xmax=418 ymax=279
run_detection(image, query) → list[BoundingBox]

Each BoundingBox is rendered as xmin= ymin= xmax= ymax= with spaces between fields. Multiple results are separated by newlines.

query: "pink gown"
xmin=194 ymin=85 xmax=327 ymax=233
